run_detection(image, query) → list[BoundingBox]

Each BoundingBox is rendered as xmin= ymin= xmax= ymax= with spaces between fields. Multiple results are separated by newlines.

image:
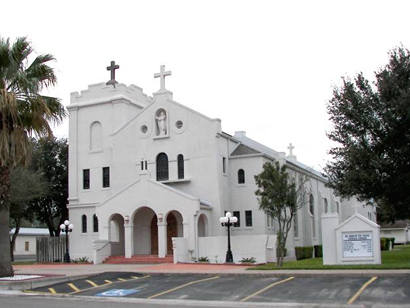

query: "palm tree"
xmin=0 ymin=37 xmax=65 ymax=277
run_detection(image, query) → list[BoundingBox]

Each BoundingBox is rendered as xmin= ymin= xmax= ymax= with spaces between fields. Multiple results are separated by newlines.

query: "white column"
xmin=124 ymin=224 xmax=133 ymax=258
xmin=158 ymin=222 xmax=167 ymax=258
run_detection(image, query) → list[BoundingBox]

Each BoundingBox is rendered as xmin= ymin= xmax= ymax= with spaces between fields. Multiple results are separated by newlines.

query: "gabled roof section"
xmin=286 ymin=159 xmax=326 ymax=180
xmin=233 ymin=131 xmax=327 ymax=181
xmin=231 ymin=144 xmax=261 ymax=156
xmin=112 ymin=96 xmax=220 ymax=136
xmin=336 ymin=213 xmax=380 ymax=230
xmin=99 ymin=177 xmax=203 ymax=208
xmin=233 ymin=132 xmax=281 ymax=159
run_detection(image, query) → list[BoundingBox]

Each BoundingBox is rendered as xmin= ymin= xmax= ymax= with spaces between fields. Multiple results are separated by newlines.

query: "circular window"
xmin=175 ymin=120 xmax=183 ymax=129
xmin=141 ymin=125 xmax=148 ymax=134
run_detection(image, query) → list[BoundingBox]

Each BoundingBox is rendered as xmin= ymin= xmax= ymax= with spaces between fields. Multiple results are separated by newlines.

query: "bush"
xmin=389 ymin=237 xmax=395 ymax=249
xmin=314 ymin=245 xmax=323 ymax=258
xmin=380 ymin=237 xmax=392 ymax=251
xmin=72 ymin=257 xmax=90 ymax=263
xmin=295 ymin=246 xmax=313 ymax=260
xmin=240 ymin=257 xmax=256 ymax=264
xmin=198 ymin=256 xmax=209 ymax=263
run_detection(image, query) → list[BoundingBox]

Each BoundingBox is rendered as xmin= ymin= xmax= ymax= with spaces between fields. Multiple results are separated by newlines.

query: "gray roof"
xmin=9 ymin=228 xmax=49 ymax=236
xmin=381 ymin=220 xmax=410 ymax=229
xmin=231 ymin=144 xmax=261 ymax=156
xmin=232 ymin=133 xmax=326 ymax=181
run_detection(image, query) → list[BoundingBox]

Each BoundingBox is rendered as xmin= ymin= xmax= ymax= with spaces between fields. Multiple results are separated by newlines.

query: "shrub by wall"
xmin=295 ymin=246 xmax=313 ymax=260
xmin=380 ymin=237 xmax=395 ymax=251
xmin=314 ymin=245 xmax=323 ymax=258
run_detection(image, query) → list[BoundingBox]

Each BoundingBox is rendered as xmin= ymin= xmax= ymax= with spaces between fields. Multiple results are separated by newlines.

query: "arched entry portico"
xmin=132 ymin=207 xmax=158 ymax=255
xmin=166 ymin=211 xmax=183 ymax=255
xmin=109 ymin=213 xmax=125 ymax=256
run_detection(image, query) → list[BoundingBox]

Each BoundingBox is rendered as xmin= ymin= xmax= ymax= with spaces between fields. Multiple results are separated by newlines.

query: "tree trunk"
xmin=0 ymin=166 xmax=13 ymax=277
xmin=10 ymin=219 xmax=20 ymax=262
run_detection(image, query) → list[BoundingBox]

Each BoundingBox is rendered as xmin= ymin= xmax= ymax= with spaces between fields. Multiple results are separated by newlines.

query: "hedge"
xmin=295 ymin=246 xmax=313 ymax=260
xmin=380 ymin=237 xmax=395 ymax=251
xmin=314 ymin=245 xmax=323 ymax=258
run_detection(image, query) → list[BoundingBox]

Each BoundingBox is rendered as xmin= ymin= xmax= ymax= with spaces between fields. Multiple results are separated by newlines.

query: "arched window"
xmin=324 ymin=198 xmax=328 ymax=213
xmin=238 ymin=169 xmax=245 ymax=184
xmin=156 ymin=153 xmax=169 ymax=181
xmin=82 ymin=215 xmax=87 ymax=233
xmin=93 ymin=214 xmax=99 ymax=232
xmin=177 ymin=154 xmax=184 ymax=179
xmin=90 ymin=121 xmax=102 ymax=151
xmin=309 ymin=194 xmax=314 ymax=215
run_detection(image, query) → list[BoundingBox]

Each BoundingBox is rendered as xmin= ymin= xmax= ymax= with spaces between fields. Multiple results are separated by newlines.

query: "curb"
xmin=0 ymin=274 xmax=90 ymax=291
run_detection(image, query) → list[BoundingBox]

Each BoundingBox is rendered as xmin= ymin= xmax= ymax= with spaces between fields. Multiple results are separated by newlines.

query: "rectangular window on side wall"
xmin=222 ymin=157 xmax=226 ymax=174
xmin=245 ymin=210 xmax=252 ymax=227
xmin=83 ymin=169 xmax=90 ymax=189
xmin=24 ymin=241 xmax=29 ymax=252
xmin=233 ymin=211 xmax=240 ymax=227
xmin=102 ymin=167 xmax=110 ymax=188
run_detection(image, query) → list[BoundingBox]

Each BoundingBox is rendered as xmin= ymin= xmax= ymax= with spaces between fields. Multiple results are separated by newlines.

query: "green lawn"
xmin=250 ymin=245 xmax=410 ymax=270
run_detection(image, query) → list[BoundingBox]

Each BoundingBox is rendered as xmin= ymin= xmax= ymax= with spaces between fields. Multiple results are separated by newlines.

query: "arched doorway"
xmin=166 ymin=211 xmax=183 ymax=255
xmin=198 ymin=214 xmax=208 ymax=237
xmin=109 ymin=214 xmax=125 ymax=256
xmin=132 ymin=207 xmax=158 ymax=255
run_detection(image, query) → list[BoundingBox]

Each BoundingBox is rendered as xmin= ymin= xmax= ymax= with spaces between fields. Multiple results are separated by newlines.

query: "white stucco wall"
xmin=67 ymin=81 xmax=374 ymax=264
xmin=13 ymin=235 xmax=37 ymax=255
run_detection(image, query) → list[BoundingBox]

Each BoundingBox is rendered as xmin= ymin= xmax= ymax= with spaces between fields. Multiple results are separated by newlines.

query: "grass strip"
xmin=250 ymin=245 xmax=410 ymax=270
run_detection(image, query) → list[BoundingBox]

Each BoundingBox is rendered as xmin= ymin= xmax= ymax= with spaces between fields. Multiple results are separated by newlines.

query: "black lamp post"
xmin=60 ymin=220 xmax=73 ymax=263
xmin=219 ymin=212 xmax=238 ymax=263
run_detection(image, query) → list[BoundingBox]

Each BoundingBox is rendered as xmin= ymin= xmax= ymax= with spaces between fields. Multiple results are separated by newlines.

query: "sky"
xmin=2 ymin=0 xmax=410 ymax=171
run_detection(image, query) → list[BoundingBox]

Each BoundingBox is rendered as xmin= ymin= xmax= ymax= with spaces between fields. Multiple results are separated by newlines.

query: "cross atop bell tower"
xmin=154 ymin=65 xmax=172 ymax=92
xmin=287 ymin=142 xmax=297 ymax=161
xmin=288 ymin=143 xmax=295 ymax=157
xmin=106 ymin=60 xmax=119 ymax=87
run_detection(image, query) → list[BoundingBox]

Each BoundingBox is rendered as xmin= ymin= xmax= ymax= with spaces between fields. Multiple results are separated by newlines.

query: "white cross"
xmin=288 ymin=143 xmax=295 ymax=156
xmin=154 ymin=65 xmax=172 ymax=91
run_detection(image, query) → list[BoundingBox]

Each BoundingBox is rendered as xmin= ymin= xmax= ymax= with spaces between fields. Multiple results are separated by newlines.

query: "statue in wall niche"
xmin=155 ymin=109 xmax=167 ymax=136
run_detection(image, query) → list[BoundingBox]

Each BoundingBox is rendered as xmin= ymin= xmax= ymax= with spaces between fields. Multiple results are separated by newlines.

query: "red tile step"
xmin=104 ymin=255 xmax=174 ymax=264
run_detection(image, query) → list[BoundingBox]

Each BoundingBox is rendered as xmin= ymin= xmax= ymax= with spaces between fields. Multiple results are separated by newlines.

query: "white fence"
xmin=173 ymin=234 xmax=276 ymax=264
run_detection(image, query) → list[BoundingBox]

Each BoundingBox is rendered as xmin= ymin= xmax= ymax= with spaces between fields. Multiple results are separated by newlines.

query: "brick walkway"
xmin=13 ymin=263 xmax=252 ymax=277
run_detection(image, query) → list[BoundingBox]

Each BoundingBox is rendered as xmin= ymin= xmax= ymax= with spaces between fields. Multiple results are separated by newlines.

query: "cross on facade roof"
xmin=288 ymin=143 xmax=295 ymax=156
xmin=106 ymin=60 xmax=119 ymax=87
xmin=154 ymin=65 xmax=172 ymax=92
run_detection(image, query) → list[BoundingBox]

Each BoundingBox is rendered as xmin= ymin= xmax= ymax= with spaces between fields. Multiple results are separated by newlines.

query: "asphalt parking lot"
xmin=28 ymin=272 xmax=410 ymax=306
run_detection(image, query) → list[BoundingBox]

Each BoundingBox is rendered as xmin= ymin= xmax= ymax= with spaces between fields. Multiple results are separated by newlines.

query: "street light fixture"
xmin=219 ymin=212 xmax=238 ymax=263
xmin=60 ymin=220 xmax=73 ymax=263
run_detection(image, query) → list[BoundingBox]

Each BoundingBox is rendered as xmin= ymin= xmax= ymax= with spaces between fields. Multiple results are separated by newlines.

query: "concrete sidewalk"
xmin=1 ymin=262 xmax=409 ymax=291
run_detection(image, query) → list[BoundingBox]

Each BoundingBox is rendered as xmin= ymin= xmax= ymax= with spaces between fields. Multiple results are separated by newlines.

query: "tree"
xmin=325 ymin=47 xmax=410 ymax=222
xmin=254 ymin=161 xmax=306 ymax=267
xmin=9 ymin=167 xmax=47 ymax=261
xmin=0 ymin=37 xmax=65 ymax=277
xmin=29 ymin=137 xmax=68 ymax=236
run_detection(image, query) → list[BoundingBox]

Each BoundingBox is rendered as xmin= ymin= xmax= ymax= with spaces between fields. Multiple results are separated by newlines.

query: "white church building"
xmin=67 ymin=64 xmax=376 ymax=264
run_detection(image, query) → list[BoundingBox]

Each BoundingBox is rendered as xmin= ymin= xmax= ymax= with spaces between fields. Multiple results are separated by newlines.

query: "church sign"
xmin=342 ymin=232 xmax=373 ymax=258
